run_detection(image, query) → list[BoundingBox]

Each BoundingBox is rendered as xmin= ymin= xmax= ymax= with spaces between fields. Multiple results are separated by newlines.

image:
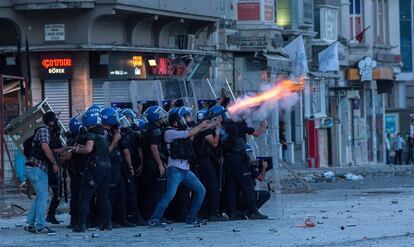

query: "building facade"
xmin=0 ymin=0 xmax=220 ymax=127
xmin=1 ymin=0 xmax=407 ymax=176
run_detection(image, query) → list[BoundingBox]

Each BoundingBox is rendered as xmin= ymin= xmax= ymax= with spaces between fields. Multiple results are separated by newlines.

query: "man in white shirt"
xmin=148 ymin=112 xmax=210 ymax=227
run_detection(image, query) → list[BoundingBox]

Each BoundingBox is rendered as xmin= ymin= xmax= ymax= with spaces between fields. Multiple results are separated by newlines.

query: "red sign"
xmin=39 ymin=54 xmax=73 ymax=79
xmin=238 ymin=2 xmax=260 ymax=21
xmin=264 ymin=4 xmax=273 ymax=21
xmin=41 ymin=58 xmax=72 ymax=69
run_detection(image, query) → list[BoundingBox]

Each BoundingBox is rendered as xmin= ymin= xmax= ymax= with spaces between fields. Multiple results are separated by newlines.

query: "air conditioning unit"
xmin=179 ymin=34 xmax=195 ymax=50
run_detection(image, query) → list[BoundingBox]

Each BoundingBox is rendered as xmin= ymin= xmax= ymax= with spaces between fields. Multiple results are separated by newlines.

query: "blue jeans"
xmin=151 ymin=166 xmax=205 ymax=222
xmin=26 ymin=166 xmax=49 ymax=228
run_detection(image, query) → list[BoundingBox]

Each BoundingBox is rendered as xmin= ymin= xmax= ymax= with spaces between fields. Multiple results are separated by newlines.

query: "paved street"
xmin=1 ymin=175 xmax=414 ymax=247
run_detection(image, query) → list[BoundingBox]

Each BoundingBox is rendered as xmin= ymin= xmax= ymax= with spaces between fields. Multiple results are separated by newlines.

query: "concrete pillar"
xmin=372 ymin=84 xmax=377 ymax=163
xmin=296 ymin=92 xmax=305 ymax=163
xmin=71 ymin=52 xmax=92 ymax=114
xmin=340 ymin=0 xmax=351 ymax=40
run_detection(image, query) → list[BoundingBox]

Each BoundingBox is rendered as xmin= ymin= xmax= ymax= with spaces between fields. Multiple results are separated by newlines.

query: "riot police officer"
xmin=193 ymin=108 xmax=227 ymax=221
xmin=120 ymin=109 xmax=146 ymax=225
xmin=141 ymin=106 xmax=169 ymax=219
xmin=66 ymin=116 xmax=87 ymax=229
xmin=72 ymin=106 xmax=113 ymax=232
xmin=101 ymin=108 xmax=135 ymax=228
xmin=218 ymin=105 xmax=269 ymax=220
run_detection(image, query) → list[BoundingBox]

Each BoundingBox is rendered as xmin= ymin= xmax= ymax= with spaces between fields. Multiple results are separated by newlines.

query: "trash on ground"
xmin=391 ymin=200 xmax=399 ymax=204
xmin=323 ymin=171 xmax=335 ymax=179
xmin=346 ymin=224 xmax=357 ymax=227
xmin=344 ymin=173 xmax=363 ymax=181
xmin=269 ymin=228 xmax=278 ymax=233
xmin=296 ymin=217 xmax=316 ymax=228
xmin=340 ymin=226 xmax=345 ymax=230
xmin=91 ymin=233 xmax=98 ymax=238
xmin=233 ymin=228 xmax=241 ymax=232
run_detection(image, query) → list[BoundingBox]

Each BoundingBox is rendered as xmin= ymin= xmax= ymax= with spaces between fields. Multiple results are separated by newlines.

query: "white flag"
xmin=318 ymin=42 xmax=339 ymax=72
xmin=282 ymin=35 xmax=308 ymax=77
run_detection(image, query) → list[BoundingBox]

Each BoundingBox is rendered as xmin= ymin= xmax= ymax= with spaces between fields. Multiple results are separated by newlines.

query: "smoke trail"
xmin=228 ymin=77 xmax=304 ymax=121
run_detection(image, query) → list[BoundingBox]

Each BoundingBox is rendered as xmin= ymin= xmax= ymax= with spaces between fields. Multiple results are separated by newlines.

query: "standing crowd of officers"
xmin=23 ymin=100 xmax=271 ymax=234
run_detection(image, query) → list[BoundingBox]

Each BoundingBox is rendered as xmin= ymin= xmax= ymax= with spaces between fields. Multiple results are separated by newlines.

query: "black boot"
xmin=72 ymin=224 xmax=87 ymax=233
xmin=46 ymin=215 xmax=60 ymax=224
xmin=247 ymin=210 xmax=268 ymax=220
xmin=209 ymin=213 xmax=229 ymax=222
xmin=99 ymin=223 xmax=113 ymax=231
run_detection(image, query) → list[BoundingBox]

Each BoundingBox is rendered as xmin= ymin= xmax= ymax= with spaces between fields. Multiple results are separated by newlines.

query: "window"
xmin=373 ymin=0 xmax=389 ymax=44
xmin=349 ymin=0 xmax=363 ymax=41
xmin=399 ymin=0 xmax=412 ymax=72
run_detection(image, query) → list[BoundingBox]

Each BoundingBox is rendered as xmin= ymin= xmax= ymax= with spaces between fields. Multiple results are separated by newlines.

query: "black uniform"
xmin=74 ymin=127 xmax=112 ymax=232
xmin=46 ymin=130 xmax=63 ymax=223
xmin=121 ymin=127 xmax=144 ymax=224
xmin=194 ymin=128 xmax=221 ymax=218
xmin=141 ymin=123 xmax=166 ymax=219
xmin=67 ymin=130 xmax=88 ymax=228
xmin=108 ymin=128 xmax=128 ymax=225
xmin=222 ymin=120 xmax=257 ymax=218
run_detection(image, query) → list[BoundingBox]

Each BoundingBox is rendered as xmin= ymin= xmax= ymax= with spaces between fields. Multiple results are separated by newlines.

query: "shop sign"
xmin=238 ymin=0 xmax=260 ymax=21
xmin=385 ymin=114 xmax=398 ymax=134
xmin=39 ymin=54 xmax=72 ymax=79
xmin=45 ymin=24 xmax=65 ymax=41
xmin=108 ymin=53 xmax=146 ymax=79
xmin=358 ymin=57 xmax=377 ymax=82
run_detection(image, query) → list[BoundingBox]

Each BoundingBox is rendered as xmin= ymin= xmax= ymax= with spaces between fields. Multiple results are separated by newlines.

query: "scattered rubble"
xmin=345 ymin=173 xmax=364 ymax=181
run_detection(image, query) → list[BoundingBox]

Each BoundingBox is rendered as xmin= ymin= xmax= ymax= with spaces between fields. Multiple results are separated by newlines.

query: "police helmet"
xmin=209 ymin=105 xmax=229 ymax=121
xmin=117 ymin=113 xmax=131 ymax=129
xmin=86 ymin=104 xmax=101 ymax=114
xmin=69 ymin=115 xmax=82 ymax=133
xmin=101 ymin=107 xmax=118 ymax=126
xmin=168 ymin=112 xmax=187 ymax=129
xmin=136 ymin=118 xmax=148 ymax=131
xmin=82 ymin=110 xmax=102 ymax=127
xmin=143 ymin=106 xmax=168 ymax=124
xmin=177 ymin=106 xmax=192 ymax=118
xmin=168 ymin=107 xmax=179 ymax=115
xmin=196 ymin=109 xmax=209 ymax=122
xmin=120 ymin=108 xmax=138 ymax=125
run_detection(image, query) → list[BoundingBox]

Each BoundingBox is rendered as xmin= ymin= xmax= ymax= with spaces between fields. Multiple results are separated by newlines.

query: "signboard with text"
xmin=45 ymin=24 xmax=65 ymax=41
xmin=39 ymin=53 xmax=73 ymax=79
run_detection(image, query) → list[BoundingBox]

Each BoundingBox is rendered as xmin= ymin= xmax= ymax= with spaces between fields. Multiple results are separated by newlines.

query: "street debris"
xmin=133 ymin=234 xmax=142 ymax=238
xmin=233 ymin=228 xmax=241 ymax=232
xmin=296 ymin=217 xmax=316 ymax=228
xmin=391 ymin=200 xmax=399 ymax=204
xmin=323 ymin=171 xmax=335 ymax=179
xmin=269 ymin=228 xmax=278 ymax=233
xmin=340 ymin=226 xmax=345 ymax=230
xmin=91 ymin=233 xmax=98 ymax=238
xmin=344 ymin=173 xmax=364 ymax=181
xmin=346 ymin=224 xmax=357 ymax=227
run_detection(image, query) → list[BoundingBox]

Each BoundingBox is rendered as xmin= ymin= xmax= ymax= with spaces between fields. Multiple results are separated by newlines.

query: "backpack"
xmin=23 ymin=127 xmax=45 ymax=159
xmin=23 ymin=134 xmax=34 ymax=158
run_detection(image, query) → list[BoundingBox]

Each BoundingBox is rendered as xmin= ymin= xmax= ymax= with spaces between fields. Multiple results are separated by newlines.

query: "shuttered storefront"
xmin=93 ymin=80 xmax=105 ymax=108
xmin=44 ymin=80 xmax=70 ymax=127
xmin=102 ymin=81 xmax=131 ymax=107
